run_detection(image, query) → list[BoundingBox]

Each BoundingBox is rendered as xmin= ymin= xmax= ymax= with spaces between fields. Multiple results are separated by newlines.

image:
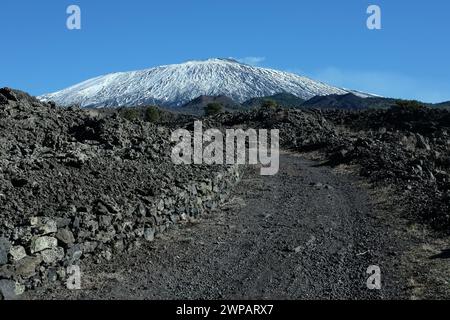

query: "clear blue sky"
xmin=1 ymin=0 xmax=449 ymax=102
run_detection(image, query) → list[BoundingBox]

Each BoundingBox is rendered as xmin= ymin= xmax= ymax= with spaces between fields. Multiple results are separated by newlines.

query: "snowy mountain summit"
xmin=39 ymin=58 xmax=367 ymax=108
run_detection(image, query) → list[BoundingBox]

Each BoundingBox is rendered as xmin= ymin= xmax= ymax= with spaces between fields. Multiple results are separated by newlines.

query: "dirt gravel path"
xmin=28 ymin=152 xmax=405 ymax=300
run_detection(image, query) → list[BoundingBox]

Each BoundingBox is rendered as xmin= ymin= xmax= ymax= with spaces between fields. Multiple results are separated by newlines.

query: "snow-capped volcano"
xmin=39 ymin=58 xmax=367 ymax=108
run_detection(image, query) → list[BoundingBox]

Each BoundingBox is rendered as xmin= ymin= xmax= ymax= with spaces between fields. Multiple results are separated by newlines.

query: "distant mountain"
xmin=243 ymin=93 xmax=305 ymax=109
xmin=38 ymin=58 xmax=372 ymax=108
xmin=302 ymin=93 xmax=397 ymax=109
xmin=435 ymin=101 xmax=450 ymax=108
xmin=179 ymin=95 xmax=244 ymax=115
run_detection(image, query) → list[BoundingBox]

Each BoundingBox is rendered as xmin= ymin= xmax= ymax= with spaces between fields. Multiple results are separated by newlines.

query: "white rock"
xmin=31 ymin=236 xmax=58 ymax=253
xmin=9 ymin=246 xmax=27 ymax=262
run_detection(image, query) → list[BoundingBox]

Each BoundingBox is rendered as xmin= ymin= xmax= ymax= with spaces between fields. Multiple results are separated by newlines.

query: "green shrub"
xmin=145 ymin=106 xmax=160 ymax=123
xmin=204 ymin=103 xmax=223 ymax=116
xmin=394 ymin=99 xmax=424 ymax=110
xmin=121 ymin=108 xmax=140 ymax=121
xmin=261 ymin=99 xmax=277 ymax=110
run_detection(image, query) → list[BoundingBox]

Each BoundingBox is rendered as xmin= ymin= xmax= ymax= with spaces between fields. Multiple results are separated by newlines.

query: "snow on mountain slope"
xmin=39 ymin=58 xmax=366 ymax=108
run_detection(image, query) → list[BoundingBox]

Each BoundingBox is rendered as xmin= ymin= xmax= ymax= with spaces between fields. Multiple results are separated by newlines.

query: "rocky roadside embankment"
xmin=0 ymin=88 xmax=242 ymax=299
xmin=206 ymin=106 xmax=450 ymax=232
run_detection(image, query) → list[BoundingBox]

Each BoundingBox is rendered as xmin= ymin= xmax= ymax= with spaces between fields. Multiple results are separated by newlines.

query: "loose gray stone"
xmin=15 ymin=282 xmax=25 ymax=296
xmin=144 ymin=228 xmax=155 ymax=242
xmin=0 ymin=280 xmax=18 ymax=300
xmin=99 ymin=215 xmax=112 ymax=228
xmin=416 ymin=134 xmax=431 ymax=151
xmin=31 ymin=236 xmax=58 ymax=253
xmin=66 ymin=245 xmax=83 ymax=265
xmin=14 ymin=256 xmax=42 ymax=278
xmin=56 ymin=267 xmax=66 ymax=280
xmin=46 ymin=268 xmax=58 ymax=282
xmin=0 ymin=93 xmax=7 ymax=105
xmin=55 ymin=217 xmax=71 ymax=228
xmin=31 ymin=217 xmax=58 ymax=235
xmin=41 ymin=247 xmax=65 ymax=264
xmin=102 ymin=250 xmax=112 ymax=261
xmin=0 ymin=237 xmax=11 ymax=265
xmin=30 ymin=217 xmax=39 ymax=226
xmin=82 ymin=241 xmax=98 ymax=253
xmin=9 ymin=246 xmax=27 ymax=262
xmin=40 ymin=219 xmax=58 ymax=235
xmin=113 ymin=240 xmax=124 ymax=252
xmin=56 ymin=229 xmax=75 ymax=246
xmin=0 ymin=264 xmax=15 ymax=279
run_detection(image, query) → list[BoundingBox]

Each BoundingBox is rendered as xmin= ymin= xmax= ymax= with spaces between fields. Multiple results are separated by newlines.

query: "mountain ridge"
xmin=243 ymin=93 xmax=306 ymax=109
xmin=180 ymin=95 xmax=244 ymax=115
xmin=38 ymin=58 xmax=372 ymax=108
xmin=302 ymin=93 xmax=397 ymax=109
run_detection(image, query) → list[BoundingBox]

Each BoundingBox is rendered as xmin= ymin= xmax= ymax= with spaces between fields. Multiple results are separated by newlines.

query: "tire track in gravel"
xmin=27 ymin=152 xmax=406 ymax=300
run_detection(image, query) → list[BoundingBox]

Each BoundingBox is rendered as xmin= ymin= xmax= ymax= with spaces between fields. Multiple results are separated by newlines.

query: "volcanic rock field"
xmin=1 ymin=87 xmax=449 ymax=299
